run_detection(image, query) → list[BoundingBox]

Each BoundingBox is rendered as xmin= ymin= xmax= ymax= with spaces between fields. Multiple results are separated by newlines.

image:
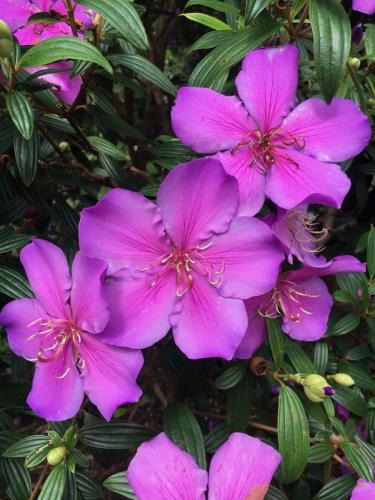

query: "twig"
xmin=64 ymin=0 xmax=79 ymax=37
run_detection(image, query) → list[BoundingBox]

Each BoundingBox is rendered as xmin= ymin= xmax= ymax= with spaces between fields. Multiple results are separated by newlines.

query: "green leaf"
xmin=25 ymin=444 xmax=54 ymax=468
xmin=332 ymin=314 xmax=360 ymax=336
xmin=87 ymin=136 xmax=126 ymax=160
xmin=307 ymin=442 xmax=335 ymax=463
xmin=355 ymin=435 xmax=375 ymax=466
xmin=0 ymin=229 xmax=30 ymax=254
xmin=309 ymin=0 xmax=351 ymax=103
xmin=163 ymin=402 xmax=206 ymax=469
xmin=204 ymin=422 xmax=229 ymax=453
xmin=103 ymin=472 xmax=136 ymax=499
xmin=245 ymin=0 xmax=272 ymax=20
xmin=0 ymin=458 xmax=32 ymax=500
xmin=78 ymin=0 xmax=148 ymax=50
xmin=365 ymin=24 xmax=375 ymax=59
xmin=227 ymin=373 xmax=254 ymax=432
xmin=75 ymin=472 xmax=101 ymax=500
xmin=338 ymin=361 xmax=375 ymax=392
xmin=267 ymin=318 xmax=285 ymax=368
xmin=5 ymin=91 xmax=34 ymax=140
xmin=14 ymin=129 xmax=39 ymax=186
xmin=286 ymin=340 xmax=315 ymax=374
xmin=99 ymin=154 xmax=128 ymax=187
xmin=185 ymin=0 xmax=240 ymax=14
xmin=187 ymin=30 xmax=234 ymax=53
xmin=332 ymin=386 xmax=367 ymax=417
xmin=19 ymin=37 xmax=113 ymax=74
xmin=315 ymin=475 xmax=356 ymax=500
xmin=215 ymin=362 xmax=246 ymax=390
xmin=181 ymin=13 xmax=232 ymax=30
xmin=39 ymin=464 xmax=66 ymax=500
xmin=278 ymin=386 xmax=309 ymax=483
xmin=0 ymin=266 xmax=33 ymax=299
xmin=3 ymin=435 xmax=49 ymax=458
xmin=265 ymin=485 xmax=289 ymax=500
xmin=367 ymin=225 xmax=375 ymax=278
xmin=108 ymin=54 xmax=176 ymax=95
xmin=79 ymin=422 xmax=155 ymax=450
xmin=341 ymin=441 xmax=373 ymax=481
xmin=189 ymin=16 xmax=280 ymax=88
xmin=314 ymin=342 xmax=328 ymax=375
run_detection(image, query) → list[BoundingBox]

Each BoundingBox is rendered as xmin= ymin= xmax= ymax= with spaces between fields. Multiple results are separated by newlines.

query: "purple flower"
xmin=235 ymin=256 xmax=366 ymax=358
xmin=79 ymin=159 xmax=284 ymax=360
xmin=351 ymin=479 xmax=375 ymax=499
xmin=0 ymin=239 xmax=143 ymax=421
xmin=172 ymin=45 xmax=371 ymax=216
xmin=353 ymin=0 xmax=375 ymax=14
xmin=127 ymin=432 xmax=281 ymax=500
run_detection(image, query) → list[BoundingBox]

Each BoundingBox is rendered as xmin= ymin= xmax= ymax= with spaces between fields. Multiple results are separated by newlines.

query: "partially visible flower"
xmin=0 ymin=239 xmax=143 ymax=421
xmin=351 ymin=479 xmax=375 ymax=499
xmin=127 ymin=432 xmax=281 ymax=500
xmin=353 ymin=0 xmax=375 ymax=15
xmin=352 ymin=24 xmax=364 ymax=44
xmin=235 ymin=256 xmax=366 ymax=359
xmin=172 ymin=45 xmax=371 ymax=216
xmin=79 ymin=158 xmax=284 ymax=360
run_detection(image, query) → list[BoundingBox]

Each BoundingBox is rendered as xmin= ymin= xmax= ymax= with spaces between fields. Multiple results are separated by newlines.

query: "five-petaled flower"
xmin=172 ymin=45 xmax=371 ymax=216
xmin=79 ymin=158 xmax=284 ymax=360
xmin=127 ymin=431 xmax=281 ymax=500
xmin=235 ymin=256 xmax=366 ymax=359
xmin=0 ymin=239 xmax=143 ymax=421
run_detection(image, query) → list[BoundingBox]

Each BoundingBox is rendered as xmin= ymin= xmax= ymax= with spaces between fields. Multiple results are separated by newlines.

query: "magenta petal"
xmin=20 ymin=239 xmax=71 ymax=319
xmin=53 ymin=0 xmax=95 ymax=27
xmin=281 ymin=97 xmax=371 ymax=162
xmin=208 ymin=432 xmax=281 ymax=500
xmin=215 ymin=149 xmax=266 ymax=216
xmin=101 ymin=269 xmax=176 ymax=349
xmin=0 ymin=299 xmax=47 ymax=360
xmin=281 ymin=277 xmax=332 ymax=341
xmin=78 ymin=333 xmax=143 ymax=421
xmin=79 ymin=188 xmax=169 ymax=274
xmin=287 ymin=255 xmax=366 ymax=282
xmin=234 ymin=297 xmax=267 ymax=359
xmin=170 ymin=273 xmax=247 ymax=360
xmin=350 ymin=479 xmax=375 ymax=499
xmin=236 ymin=45 xmax=298 ymax=132
xmin=157 ymin=158 xmax=239 ymax=249
xmin=35 ymin=61 xmax=82 ymax=105
xmin=204 ymin=217 xmax=284 ymax=299
xmin=27 ymin=345 xmax=84 ymax=421
xmin=265 ymin=149 xmax=351 ymax=210
xmin=352 ymin=0 xmax=375 ymax=14
xmin=70 ymin=252 xmax=109 ymax=334
xmin=127 ymin=433 xmax=208 ymax=500
xmin=1 ymin=0 xmax=36 ymax=32
xmin=171 ymin=87 xmax=253 ymax=154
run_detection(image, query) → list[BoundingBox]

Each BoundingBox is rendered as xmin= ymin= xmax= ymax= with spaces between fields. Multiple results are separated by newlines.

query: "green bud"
xmin=348 ymin=57 xmax=360 ymax=70
xmin=302 ymin=374 xmax=334 ymax=402
xmin=47 ymin=446 xmax=66 ymax=466
xmin=0 ymin=20 xmax=13 ymax=58
xmin=329 ymin=373 xmax=355 ymax=387
xmin=368 ymin=98 xmax=375 ymax=107
xmin=304 ymin=386 xmax=324 ymax=403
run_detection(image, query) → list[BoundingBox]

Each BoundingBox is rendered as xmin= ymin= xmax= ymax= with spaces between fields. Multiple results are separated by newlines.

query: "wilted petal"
xmin=171 ymin=87 xmax=253 ymax=153
xmin=78 ymin=333 xmax=143 ymax=421
xmin=234 ymin=297 xmax=267 ymax=359
xmin=1 ymin=0 xmax=36 ymax=32
xmin=204 ymin=217 xmax=284 ymax=299
xmin=127 ymin=433 xmax=208 ymax=500
xmin=350 ymin=479 xmax=375 ymax=499
xmin=208 ymin=433 xmax=281 ymax=500
xmin=0 ymin=299 xmax=47 ymax=360
xmin=215 ymin=149 xmax=266 ymax=216
xmin=236 ymin=45 xmax=298 ymax=132
xmin=101 ymin=269 xmax=176 ymax=349
xmin=287 ymin=255 xmax=366 ymax=282
xmin=79 ymin=188 xmax=169 ymax=273
xmin=70 ymin=252 xmax=109 ymax=334
xmin=157 ymin=159 xmax=238 ymax=249
xmin=265 ymin=149 xmax=351 ymax=209
xmin=27 ymin=345 xmax=84 ymax=421
xmin=170 ymin=273 xmax=247 ymax=360
xmin=352 ymin=0 xmax=375 ymax=14
xmin=281 ymin=97 xmax=371 ymax=162
xmin=20 ymin=239 xmax=71 ymax=319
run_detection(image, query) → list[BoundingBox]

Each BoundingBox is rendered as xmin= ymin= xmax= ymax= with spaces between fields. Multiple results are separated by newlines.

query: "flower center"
xmin=285 ymin=209 xmax=328 ymax=253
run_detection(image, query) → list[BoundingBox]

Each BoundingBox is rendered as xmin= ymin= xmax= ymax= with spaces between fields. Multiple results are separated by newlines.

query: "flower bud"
xmin=329 ymin=373 xmax=355 ymax=387
xmin=47 ymin=446 xmax=66 ymax=466
xmin=348 ymin=57 xmax=360 ymax=70
xmin=0 ymin=20 xmax=13 ymax=58
xmin=302 ymin=374 xmax=335 ymax=402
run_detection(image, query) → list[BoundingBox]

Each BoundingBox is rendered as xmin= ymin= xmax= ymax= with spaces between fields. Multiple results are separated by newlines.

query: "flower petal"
xmin=127 ymin=433 xmax=208 ymax=500
xmin=33 ymin=62 xmax=82 ymax=105
xmin=281 ymin=97 xmax=371 ymax=163
xmin=70 ymin=252 xmax=109 ymax=334
xmin=350 ymin=479 xmax=375 ymax=499
xmin=1 ymin=0 xmax=35 ymax=32
xmin=265 ymin=149 xmax=351 ymax=209
xmin=281 ymin=277 xmax=333 ymax=341
xmin=27 ymin=345 xmax=84 ymax=421
xmin=236 ymin=45 xmax=298 ymax=132
xmin=208 ymin=432 xmax=281 ymax=500
xmin=215 ymin=149 xmax=266 ymax=216
xmin=203 ymin=217 xmax=284 ymax=299
xmin=0 ymin=299 xmax=47 ymax=360
xmin=170 ymin=273 xmax=247 ymax=360
xmin=157 ymin=158 xmax=239 ymax=249
xmin=287 ymin=255 xmax=366 ymax=282
xmin=100 ymin=268 xmax=176 ymax=349
xmin=171 ymin=87 xmax=253 ymax=153
xmin=352 ymin=0 xmax=375 ymax=14
xmin=78 ymin=333 xmax=143 ymax=421
xmin=234 ymin=297 xmax=267 ymax=359
xmin=20 ymin=239 xmax=71 ymax=319
xmin=53 ymin=0 xmax=95 ymax=27
xmin=79 ymin=188 xmax=169 ymax=274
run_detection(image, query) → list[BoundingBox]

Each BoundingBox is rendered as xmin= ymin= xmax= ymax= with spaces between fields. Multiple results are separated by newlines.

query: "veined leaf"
xmin=181 ymin=13 xmax=232 ymax=30
xmin=103 ymin=472 xmax=136 ymax=499
xmin=39 ymin=463 xmax=66 ymax=500
xmin=185 ymin=0 xmax=240 ymax=14
xmin=267 ymin=318 xmax=285 ymax=368
xmin=5 ymin=91 xmax=34 ymax=140
xmin=341 ymin=441 xmax=373 ymax=481
xmin=79 ymin=422 xmax=155 ymax=449
xmin=14 ymin=129 xmax=39 ymax=186
xmin=245 ymin=0 xmax=272 ymax=20
xmin=0 ymin=266 xmax=33 ymax=299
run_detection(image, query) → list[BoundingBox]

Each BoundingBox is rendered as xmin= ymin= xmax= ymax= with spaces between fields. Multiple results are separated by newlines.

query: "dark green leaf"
xmin=314 ymin=342 xmax=328 ymax=375
xmin=0 ymin=458 xmax=32 ymax=500
xmin=3 ymin=435 xmax=49 ymax=458
xmin=315 ymin=475 xmax=356 ymax=500
xmin=185 ymin=0 xmax=240 ymax=14
xmin=204 ymin=422 xmax=229 ymax=454
xmin=332 ymin=314 xmax=360 ymax=336
xmin=39 ymin=464 xmax=66 ymax=500
xmin=267 ymin=318 xmax=285 ymax=368
xmin=286 ymin=340 xmax=315 ymax=374
xmin=368 ymin=225 xmax=375 ymax=278
xmin=265 ymin=485 xmax=289 ymax=500
xmin=307 ymin=442 xmax=335 ymax=463
xmin=14 ymin=129 xmax=39 ymax=186
xmin=227 ymin=373 xmax=254 ymax=432
xmin=103 ymin=472 xmax=136 ymax=499
xmin=79 ymin=422 xmax=155 ymax=450
xmin=245 ymin=0 xmax=272 ymax=20
xmin=341 ymin=441 xmax=373 ymax=481
xmin=88 ymin=136 xmax=126 ymax=160
xmin=0 ymin=229 xmax=30 ymax=254
xmin=332 ymin=386 xmax=367 ymax=417
xmin=181 ymin=13 xmax=231 ymax=30
xmin=75 ymin=472 xmax=101 ymax=500
xmin=5 ymin=91 xmax=34 ymax=140
xmin=215 ymin=362 xmax=246 ymax=390
xmin=0 ymin=266 xmax=33 ymax=299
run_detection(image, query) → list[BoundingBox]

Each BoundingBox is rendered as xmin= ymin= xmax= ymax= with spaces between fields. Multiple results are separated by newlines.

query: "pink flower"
xmin=0 ymin=239 xmax=143 ymax=421
xmin=172 ymin=45 xmax=371 ymax=216
xmin=353 ymin=0 xmax=375 ymax=14
xmin=351 ymin=479 xmax=375 ymax=499
xmin=235 ymin=256 xmax=366 ymax=358
xmin=127 ymin=432 xmax=281 ymax=500
xmin=79 ymin=159 xmax=284 ymax=360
